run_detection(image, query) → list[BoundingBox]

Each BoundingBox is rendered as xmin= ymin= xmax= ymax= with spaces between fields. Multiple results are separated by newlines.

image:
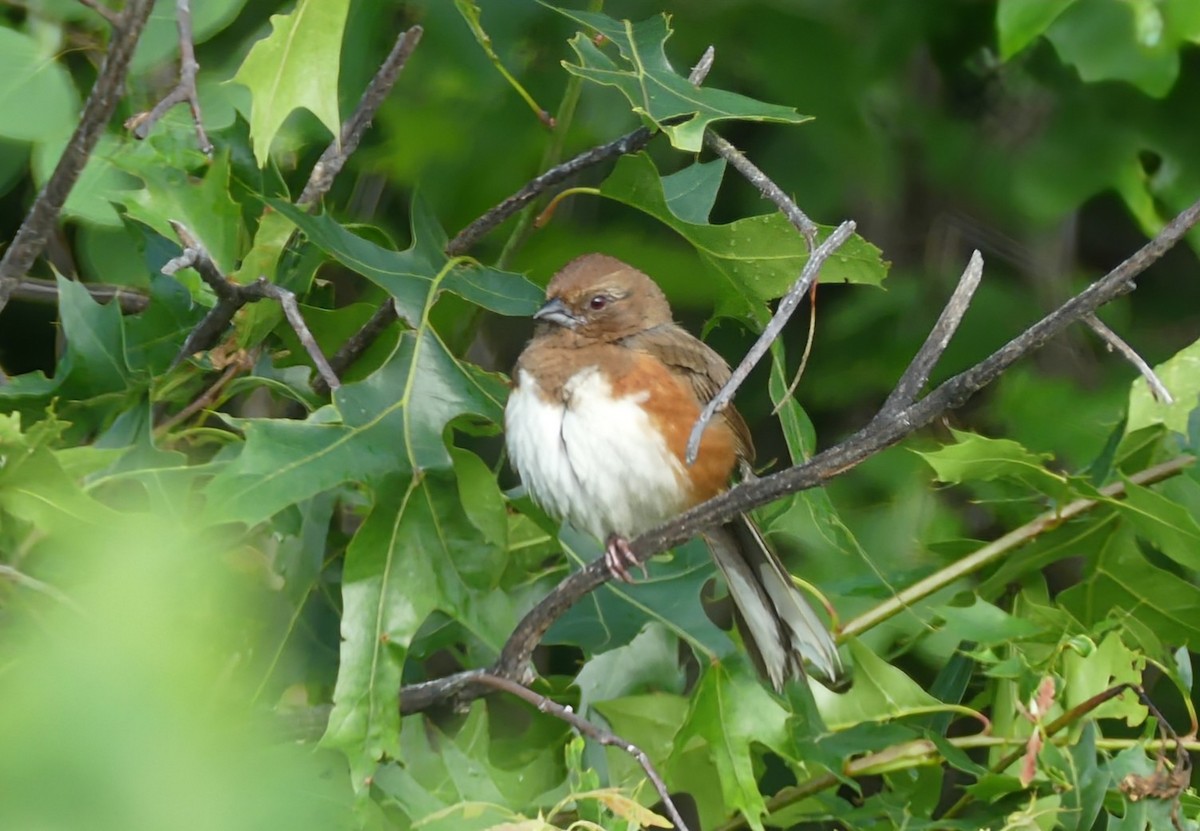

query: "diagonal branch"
xmin=125 ymin=0 xmax=211 ymax=153
xmin=298 ymin=26 xmax=424 ymax=209
xmin=1085 ymin=313 xmax=1174 ymax=404
xmin=685 ymin=220 xmax=856 ymax=464
xmin=880 ymin=249 xmax=984 ymax=415
xmin=0 ymin=0 xmax=157 ymax=314
xmin=164 ymin=222 xmax=340 ymax=391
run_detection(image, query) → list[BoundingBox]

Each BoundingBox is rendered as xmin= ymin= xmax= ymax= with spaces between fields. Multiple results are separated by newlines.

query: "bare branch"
xmin=685 ymin=220 xmax=856 ymax=465
xmin=77 ymin=0 xmax=120 ymax=26
xmin=689 ymin=46 xmax=715 ymax=85
xmin=704 ymin=131 xmax=819 ymax=248
xmin=445 ymin=126 xmax=660 ymax=257
xmin=0 ymin=0 xmax=157 ymax=313
xmin=474 ymin=673 xmax=691 ymax=831
xmin=880 ymin=249 xmax=984 ymax=415
xmin=298 ymin=26 xmax=424 ymax=209
xmin=1085 ymin=313 xmax=1174 ymax=404
xmin=247 ymin=280 xmax=341 ymax=391
xmin=10 ymin=277 xmax=148 ymax=314
xmin=125 ymin=0 xmax=211 ymax=154
xmin=165 ymin=224 xmax=337 ymax=388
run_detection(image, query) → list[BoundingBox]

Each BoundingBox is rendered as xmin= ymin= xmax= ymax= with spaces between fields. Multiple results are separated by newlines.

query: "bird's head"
xmin=534 ymin=253 xmax=672 ymax=342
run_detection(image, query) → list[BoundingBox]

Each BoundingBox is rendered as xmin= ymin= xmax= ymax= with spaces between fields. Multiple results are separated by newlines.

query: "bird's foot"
xmin=604 ymin=534 xmax=646 ymax=583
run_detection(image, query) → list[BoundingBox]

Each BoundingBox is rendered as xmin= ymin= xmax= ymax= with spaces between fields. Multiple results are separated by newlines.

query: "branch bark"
xmin=0 ymin=0 xmax=157 ymax=314
xmin=125 ymin=0 xmax=211 ymax=153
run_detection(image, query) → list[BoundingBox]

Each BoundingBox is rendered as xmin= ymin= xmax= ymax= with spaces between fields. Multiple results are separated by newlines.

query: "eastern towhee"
xmin=505 ymin=253 xmax=848 ymax=691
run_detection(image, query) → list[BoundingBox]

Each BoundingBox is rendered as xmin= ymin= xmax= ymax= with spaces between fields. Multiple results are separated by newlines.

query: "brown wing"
xmin=620 ymin=324 xmax=755 ymax=464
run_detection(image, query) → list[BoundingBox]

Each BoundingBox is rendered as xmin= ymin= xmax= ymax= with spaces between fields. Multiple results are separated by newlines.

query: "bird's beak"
xmin=533 ymin=297 xmax=580 ymax=329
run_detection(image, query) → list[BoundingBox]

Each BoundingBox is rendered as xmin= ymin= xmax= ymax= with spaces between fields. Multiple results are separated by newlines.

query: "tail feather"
xmin=704 ymin=515 xmax=848 ymax=692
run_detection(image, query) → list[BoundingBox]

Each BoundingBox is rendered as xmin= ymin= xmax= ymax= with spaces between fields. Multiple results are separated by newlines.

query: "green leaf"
xmin=598 ymin=153 xmax=887 ymax=319
xmin=1058 ymin=525 xmax=1200 ymax=644
xmin=231 ymin=0 xmax=350 ymax=165
xmin=1046 ymin=0 xmax=1181 ymax=97
xmin=271 ymin=198 xmax=543 ymax=320
xmin=0 ymin=413 xmax=118 ymax=531
xmin=1061 ymin=632 xmax=1147 ymax=726
xmin=551 ymin=8 xmax=807 ymax=152
xmin=546 ymin=530 xmax=731 ymax=659
xmin=668 ymin=661 xmax=794 ymax=831
xmin=323 ymin=470 xmax=504 ymax=785
xmin=915 ymin=428 xmax=1071 ymax=500
xmin=374 ymin=703 xmax=567 ymax=826
xmin=661 ymin=158 xmax=726 ymax=223
xmin=813 ymin=640 xmax=964 ymax=731
xmin=933 ymin=597 xmax=1044 ymax=646
xmin=997 ymin=0 xmax=1079 ymax=59
xmin=1114 ymin=475 xmax=1200 ymax=570
xmin=0 ymin=277 xmax=137 ymax=429
xmin=1126 ymin=337 xmax=1200 ymax=436
xmin=0 ymin=27 xmax=77 ymax=144
xmin=201 ymin=327 xmax=506 ymax=527
xmin=119 ymin=149 xmax=243 ymax=276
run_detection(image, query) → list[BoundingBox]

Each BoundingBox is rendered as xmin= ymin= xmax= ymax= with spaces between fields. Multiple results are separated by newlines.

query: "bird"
xmin=504 ymin=253 xmax=848 ymax=692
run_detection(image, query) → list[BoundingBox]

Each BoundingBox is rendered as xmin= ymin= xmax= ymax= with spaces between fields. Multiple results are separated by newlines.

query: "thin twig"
xmin=10 ymin=277 xmax=149 ymax=313
xmin=125 ymin=0 xmax=211 ymax=153
xmin=298 ymin=26 xmax=424 ymax=209
xmin=769 ymin=283 xmax=818 ymax=415
xmin=248 ymin=280 xmax=341 ymax=390
xmin=76 ymin=0 xmax=119 ymax=26
xmin=154 ymin=353 xmax=254 ymax=435
xmin=880 ymin=249 xmax=984 ymax=415
xmin=703 ymin=131 xmax=819 ymax=249
xmin=446 ymin=126 xmax=660 ymax=257
xmin=840 ymin=454 xmax=1194 ymax=639
xmin=474 ymin=673 xmax=691 ymax=831
xmin=688 ymin=45 xmax=715 ymax=85
xmin=684 ymin=220 xmax=856 ymax=464
xmin=165 ymin=223 xmax=338 ymax=388
xmin=0 ymin=564 xmax=84 ymax=613
xmin=1085 ymin=313 xmax=1174 ymax=404
xmin=0 ymin=0 xmax=157 ymax=313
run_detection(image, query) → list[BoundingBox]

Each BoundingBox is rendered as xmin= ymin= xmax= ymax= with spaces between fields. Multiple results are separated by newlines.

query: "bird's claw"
xmin=604 ymin=534 xmax=646 ymax=583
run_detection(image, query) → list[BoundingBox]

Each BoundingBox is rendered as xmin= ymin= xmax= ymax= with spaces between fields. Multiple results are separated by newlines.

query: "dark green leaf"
xmin=552 ymin=8 xmax=808 ymax=151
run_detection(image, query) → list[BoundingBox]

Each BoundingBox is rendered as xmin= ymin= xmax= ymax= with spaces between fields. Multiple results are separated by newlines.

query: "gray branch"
xmin=125 ymin=0 xmax=211 ymax=153
xmin=1085 ymin=313 xmax=1174 ymax=404
xmin=685 ymin=220 xmax=856 ymax=464
xmin=0 ymin=0 xmax=157 ymax=313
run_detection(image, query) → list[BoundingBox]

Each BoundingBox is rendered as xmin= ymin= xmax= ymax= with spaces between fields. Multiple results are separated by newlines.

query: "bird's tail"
xmin=704 ymin=514 xmax=849 ymax=692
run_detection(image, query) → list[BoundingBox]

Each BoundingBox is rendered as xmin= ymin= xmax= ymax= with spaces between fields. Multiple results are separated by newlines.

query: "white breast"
xmin=505 ymin=367 xmax=690 ymax=540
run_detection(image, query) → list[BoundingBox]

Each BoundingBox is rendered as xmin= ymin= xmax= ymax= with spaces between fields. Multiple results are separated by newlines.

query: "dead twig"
xmin=125 ymin=0 xmax=211 ymax=153
xmin=10 ymin=277 xmax=149 ymax=313
xmin=880 ymin=249 xmax=985 ymax=415
xmin=1085 ymin=313 xmax=1174 ymax=404
xmin=298 ymin=26 xmax=424 ymax=209
xmin=474 ymin=673 xmax=691 ymax=831
xmin=685 ymin=220 xmax=856 ymax=464
xmin=0 ymin=0 xmax=157 ymax=313
xmin=164 ymin=223 xmax=340 ymax=390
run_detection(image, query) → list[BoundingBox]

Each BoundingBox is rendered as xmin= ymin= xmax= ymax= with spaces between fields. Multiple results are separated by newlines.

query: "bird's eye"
xmin=589 ymin=295 xmax=608 ymax=311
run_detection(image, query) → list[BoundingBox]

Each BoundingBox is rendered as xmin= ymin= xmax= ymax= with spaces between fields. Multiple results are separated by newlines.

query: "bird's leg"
xmin=604 ymin=534 xmax=646 ymax=583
